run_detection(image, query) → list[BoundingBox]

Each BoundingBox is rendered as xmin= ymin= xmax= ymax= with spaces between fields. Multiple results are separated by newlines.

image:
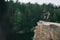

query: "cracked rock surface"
xmin=33 ymin=21 xmax=60 ymax=40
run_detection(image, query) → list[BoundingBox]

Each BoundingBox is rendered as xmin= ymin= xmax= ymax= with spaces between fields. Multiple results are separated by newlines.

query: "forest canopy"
xmin=0 ymin=0 xmax=60 ymax=40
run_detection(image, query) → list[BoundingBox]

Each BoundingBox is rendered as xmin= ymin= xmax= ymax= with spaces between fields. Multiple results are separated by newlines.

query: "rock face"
xmin=33 ymin=21 xmax=60 ymax=40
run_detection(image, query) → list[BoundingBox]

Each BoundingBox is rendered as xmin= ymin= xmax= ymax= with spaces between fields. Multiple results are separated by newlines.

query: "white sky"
xmin=13 ymin=0 xmax=60 ymax=6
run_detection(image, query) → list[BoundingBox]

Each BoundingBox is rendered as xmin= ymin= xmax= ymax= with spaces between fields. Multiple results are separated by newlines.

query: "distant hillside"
xmin=33 ymin=21 xmax=60 ymax=40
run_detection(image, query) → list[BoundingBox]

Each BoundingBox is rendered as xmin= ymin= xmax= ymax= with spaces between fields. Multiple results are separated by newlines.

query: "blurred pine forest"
xmin=0 ymin=0 xmax=60 ymax=40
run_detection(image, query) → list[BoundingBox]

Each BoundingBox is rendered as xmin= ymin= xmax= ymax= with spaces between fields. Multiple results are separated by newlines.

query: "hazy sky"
xmin=14 ymin=0 xmax=60 ymax=5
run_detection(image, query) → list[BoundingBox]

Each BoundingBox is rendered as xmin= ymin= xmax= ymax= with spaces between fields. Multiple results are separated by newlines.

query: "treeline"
xmin=0 ymin=0 xmax=60 ymax=40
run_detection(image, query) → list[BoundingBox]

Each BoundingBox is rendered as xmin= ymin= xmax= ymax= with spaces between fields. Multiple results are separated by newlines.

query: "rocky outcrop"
xmin=33 ymin=21 xmax=60 ymax=40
